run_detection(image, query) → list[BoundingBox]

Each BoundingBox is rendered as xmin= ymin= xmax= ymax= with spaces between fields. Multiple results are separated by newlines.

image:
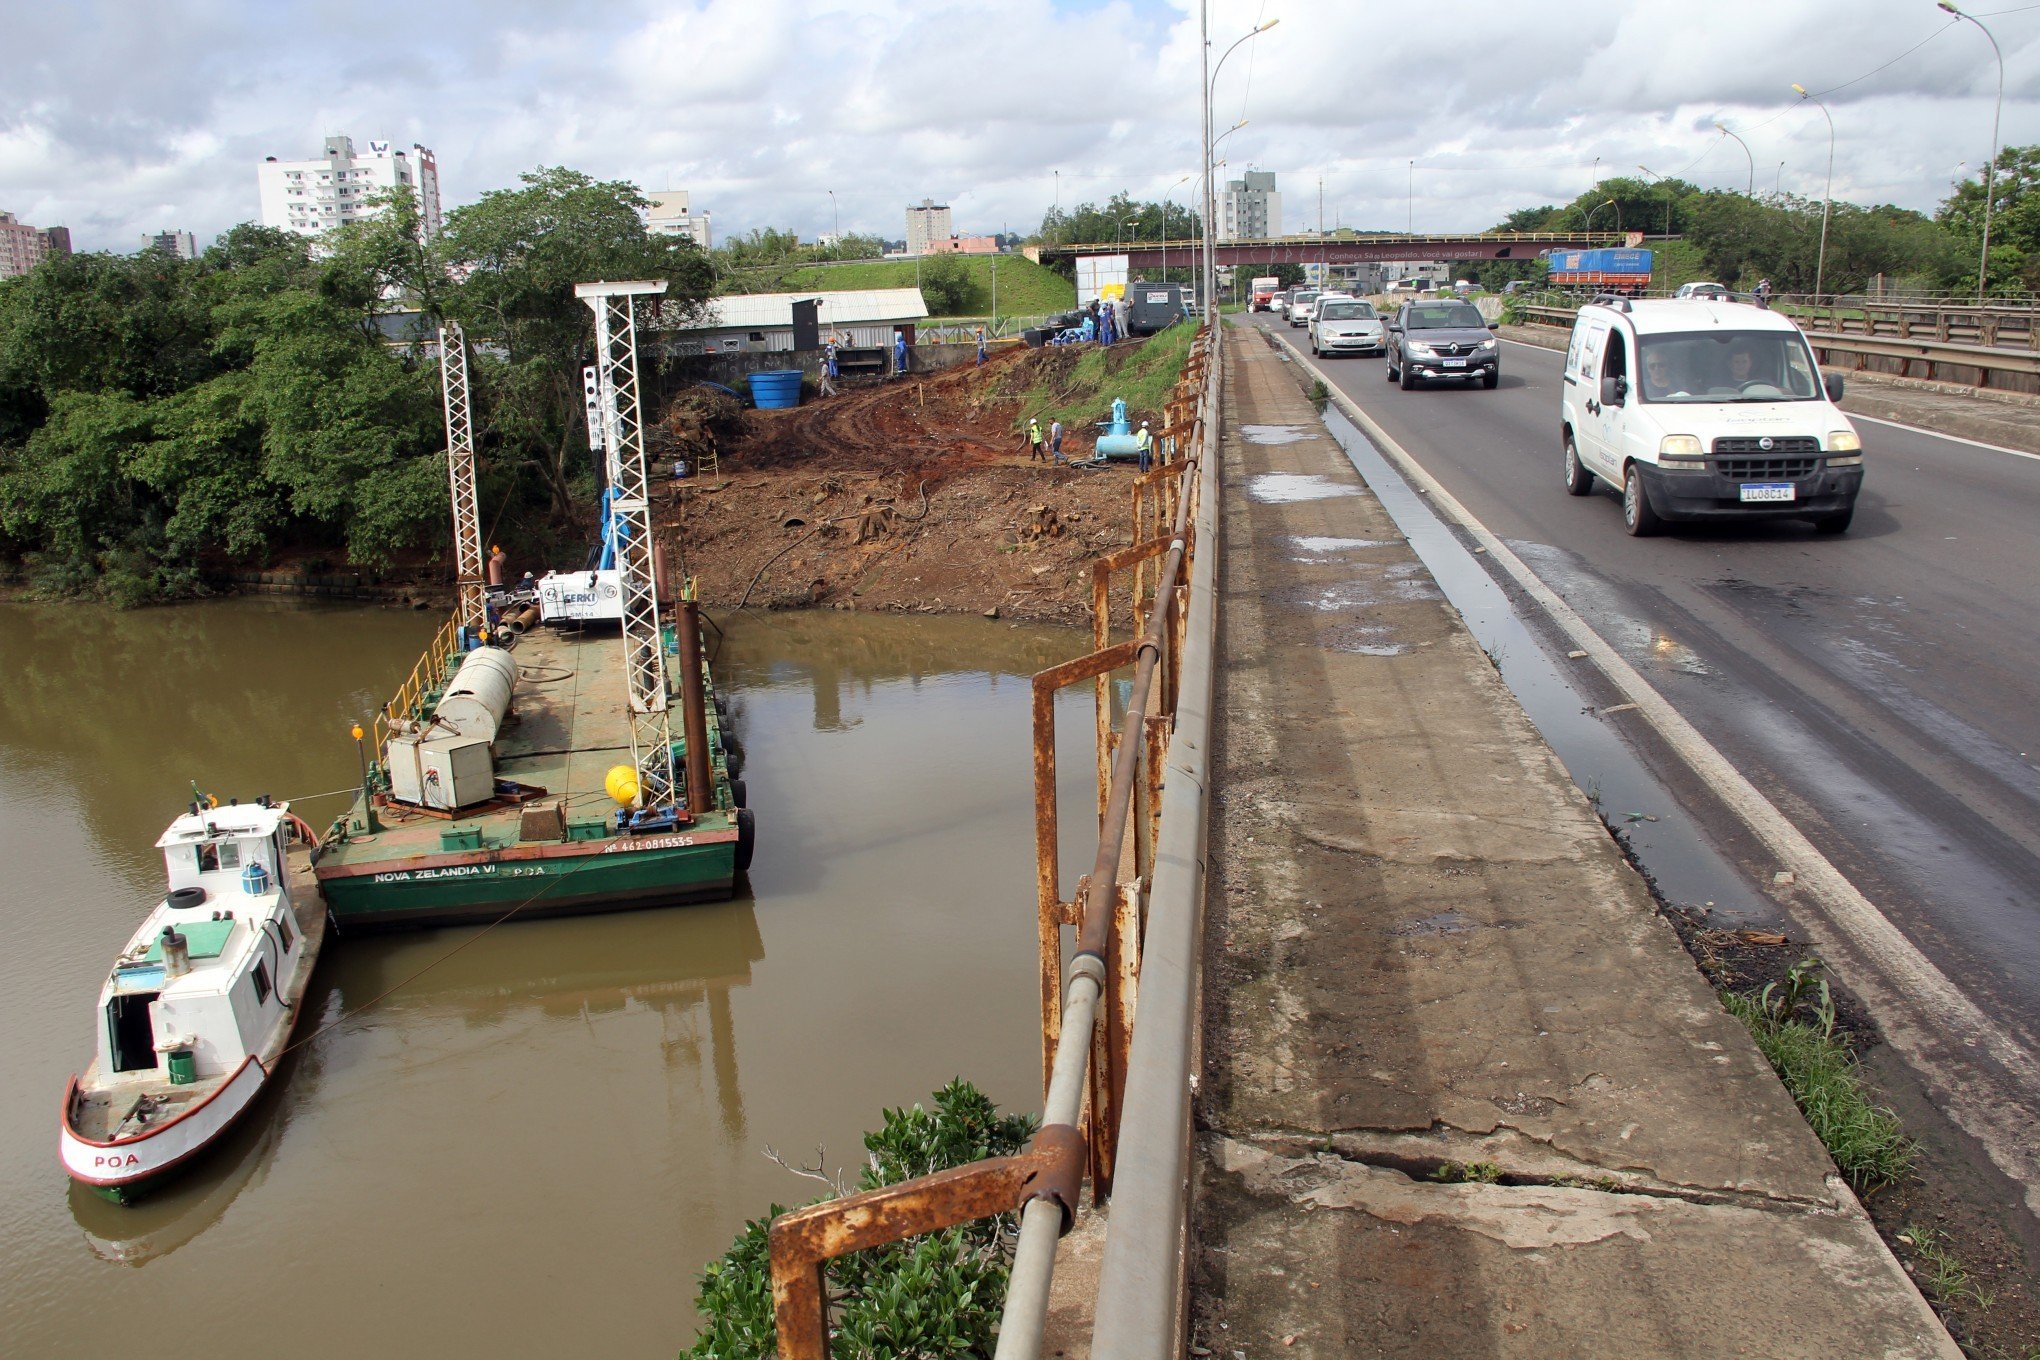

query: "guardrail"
xmin=766 ymin=324 xmax=1222 ymax=1359
xmin=1511 ymin=303 xmax=2040 ymax=393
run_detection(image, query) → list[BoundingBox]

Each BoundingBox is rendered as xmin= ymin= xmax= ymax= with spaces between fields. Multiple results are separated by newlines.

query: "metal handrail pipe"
xmin=1088 ymin=341 xmax=1223 ymax=1360
xmin=996 ymin=950 xmax=1108 ymax=1360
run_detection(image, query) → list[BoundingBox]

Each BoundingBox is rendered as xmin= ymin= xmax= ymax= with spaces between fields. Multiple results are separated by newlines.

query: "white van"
xmin=1559 ymin=299 xmax=1863 ymax=536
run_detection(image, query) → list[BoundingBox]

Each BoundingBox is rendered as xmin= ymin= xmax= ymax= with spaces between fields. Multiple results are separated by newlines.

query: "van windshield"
xmin=1637 ymin=331 xmax=1823 ymax=403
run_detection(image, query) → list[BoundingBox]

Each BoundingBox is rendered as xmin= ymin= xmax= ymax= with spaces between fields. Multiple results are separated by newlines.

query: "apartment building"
xmin=1218 ymin=171 xmax=1281 ymax=242
xmin=905 ymin=200 xmax=953 ymax=256
xmin=645 ymin=191 xmax=713 ymax=249
xmin=257 ymin=136 xmax=443 ymax=240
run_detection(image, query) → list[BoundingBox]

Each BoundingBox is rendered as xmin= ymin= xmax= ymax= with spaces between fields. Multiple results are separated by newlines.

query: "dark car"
xmin=1385 ymin=299 xmax=1501 ymax=390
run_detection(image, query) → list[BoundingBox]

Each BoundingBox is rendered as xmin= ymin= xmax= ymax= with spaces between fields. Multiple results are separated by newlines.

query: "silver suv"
xmin=1385 ymin=299 xmax=1501 ymax=389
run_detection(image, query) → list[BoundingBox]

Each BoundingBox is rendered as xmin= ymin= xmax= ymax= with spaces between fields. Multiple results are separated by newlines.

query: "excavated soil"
xmin=654 ymin=347 xmax=1170 ymax=626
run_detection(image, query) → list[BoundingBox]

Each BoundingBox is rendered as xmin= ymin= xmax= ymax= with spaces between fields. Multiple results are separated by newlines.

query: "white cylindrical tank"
xmin=434 ymin=646 xmax=518 ymax=741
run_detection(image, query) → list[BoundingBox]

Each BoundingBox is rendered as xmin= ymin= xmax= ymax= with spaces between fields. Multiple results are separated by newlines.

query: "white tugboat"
xmin=60 ymin=798 xmax=326 ymax=1204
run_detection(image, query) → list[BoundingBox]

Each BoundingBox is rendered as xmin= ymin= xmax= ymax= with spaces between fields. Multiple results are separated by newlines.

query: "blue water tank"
xmin=749 ymin=370 xmax=804 ymax=409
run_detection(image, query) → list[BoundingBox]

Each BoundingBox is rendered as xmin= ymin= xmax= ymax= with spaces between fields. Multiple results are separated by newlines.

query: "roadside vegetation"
xmin=681 ymin=1079 xmax=1032 ymax=1360
xmin=749 ymin=254 xmax=1077 ymax=321
xmin=992 ymin=319 xmax=1197 ymax=436
xmin=1719 ymin=958 xmax=1913 ymax=1190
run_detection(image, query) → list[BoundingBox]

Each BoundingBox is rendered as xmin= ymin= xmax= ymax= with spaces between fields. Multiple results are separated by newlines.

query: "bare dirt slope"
xmin=656 ymin=347 xmax=1165 ymax=626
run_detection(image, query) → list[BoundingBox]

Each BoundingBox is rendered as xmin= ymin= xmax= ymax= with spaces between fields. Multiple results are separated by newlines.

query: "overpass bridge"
xmin=1033 ymin=230 xmax=1648 ymax=267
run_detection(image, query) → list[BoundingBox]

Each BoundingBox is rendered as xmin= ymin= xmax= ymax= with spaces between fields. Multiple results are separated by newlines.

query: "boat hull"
xmin=60 ymin=1059 xmax=270 ymax=1204
xmin=314 ymin=831 xmax=740 ymax=930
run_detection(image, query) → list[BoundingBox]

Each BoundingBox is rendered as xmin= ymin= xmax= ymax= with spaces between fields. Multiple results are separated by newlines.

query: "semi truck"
xmin=1546 ymin=248 xmax=1653 ymax=296
xmin=1249 ymin=276 xmax=1281 ymax=311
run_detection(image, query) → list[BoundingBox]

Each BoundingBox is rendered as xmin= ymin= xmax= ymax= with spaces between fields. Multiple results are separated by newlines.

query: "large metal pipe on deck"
xmin=677 ymin=600 xmax=712 ymax=816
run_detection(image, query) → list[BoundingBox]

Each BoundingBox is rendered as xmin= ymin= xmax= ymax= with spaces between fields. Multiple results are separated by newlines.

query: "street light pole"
xmin=1713 ymin=122 xmax=1754 ymax=196
xmin=1204 ymin=14 xmax=1278 ymax=316
xmin=1407 ymin=159 xmax=1414 ymax=234
xmin=1940 ymin=1 xmax=2005 ymax=300
xmin=1638 ymin=166 xmax=1673 ymax=236
xmin=828 ymin=189 xmax=838 ymax=254
xmin=1792 ymin=83 xmax=1836 ymax=303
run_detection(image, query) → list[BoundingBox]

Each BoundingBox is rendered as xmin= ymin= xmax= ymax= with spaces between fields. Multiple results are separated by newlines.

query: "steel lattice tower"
xmin=576 ymin=280 xmax=676 ymax=812
xmin=439 ymin=321 xmax=486 ymax=637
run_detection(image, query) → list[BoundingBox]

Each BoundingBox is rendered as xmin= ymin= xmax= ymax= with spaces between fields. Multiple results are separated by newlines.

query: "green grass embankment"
xmin=728 ymin=256 xmax=1077 ymax=321
xmin=993 ymin=321 xmax=1198 ymax=435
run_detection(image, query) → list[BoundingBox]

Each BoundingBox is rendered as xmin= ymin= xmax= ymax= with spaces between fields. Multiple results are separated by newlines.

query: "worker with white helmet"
xmin=1135 ymin=421 xmax=1154 ymax=472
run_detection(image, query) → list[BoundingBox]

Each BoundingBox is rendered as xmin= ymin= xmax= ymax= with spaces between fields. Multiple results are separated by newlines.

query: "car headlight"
xmin=1479 ymin=339 xmax=1498 ymax=351
xmin=1405 ymin=342 xmax=1436 ymax=357
xmin=1658 ymin=435 xmax=1705 ymax=464
xmin=1826 ymin=430 xmax=1863 ymax=465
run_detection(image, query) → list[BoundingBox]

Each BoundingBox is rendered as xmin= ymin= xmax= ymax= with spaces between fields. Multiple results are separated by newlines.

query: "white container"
xmin=434 ymin=647 xmax=517 ymax=740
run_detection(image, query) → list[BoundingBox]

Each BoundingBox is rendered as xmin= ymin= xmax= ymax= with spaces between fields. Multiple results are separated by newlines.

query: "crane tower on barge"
xmin=576 ymin=280 xmax=682 ymax=827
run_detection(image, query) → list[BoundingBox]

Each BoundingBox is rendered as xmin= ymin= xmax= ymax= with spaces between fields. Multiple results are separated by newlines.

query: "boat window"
xmin=218 ymin=841 xmax=242 ymax=870
xmin=198 ymin=844 xmax=219 ymax=872
xmin=252 ymin=960 xmax=272 ymax=1006
xmin=276 ymin=914 xmax=295 ymax=951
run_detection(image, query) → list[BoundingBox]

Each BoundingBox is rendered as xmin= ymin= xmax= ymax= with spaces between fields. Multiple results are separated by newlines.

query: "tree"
xmin=1937 ymin=147 xmax=2040 ymax=294
xmin=917 ymin=252 xmax=978 ymax=315
xmin=434 ymin=167 xmax=714 ymax=518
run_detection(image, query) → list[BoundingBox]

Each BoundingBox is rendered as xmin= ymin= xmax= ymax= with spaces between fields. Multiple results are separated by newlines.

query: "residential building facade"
xmin=645 ymin=191 xmax=713 ymax=249
xmin=39 ymin=225 xmax=71 ymax=259
xmin=904 ymin=200 xmax=952 ymax=256
xmin=257 ymin=136 xmax=443 ymax=241
xmin=1218 ymin=171 xmax=1281 ymax=242
xmin=146 ymin=230 xmax=199 ymax=260
xmin=1 ymin=212 xmax=56 ymax=278
xmin=923 ymin=235 xmax=998 ymax=255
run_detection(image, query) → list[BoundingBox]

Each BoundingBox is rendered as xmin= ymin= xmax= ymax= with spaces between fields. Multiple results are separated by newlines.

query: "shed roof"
xmin=672 ymin=288 xmax=929 ymax=331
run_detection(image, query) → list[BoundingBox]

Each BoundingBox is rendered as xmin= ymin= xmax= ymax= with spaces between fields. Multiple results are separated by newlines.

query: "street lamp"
xmin=1204 ymin=17 xmax=1279 ymax=314
xmin=1592 ymin=155 xmax=1601 ymax=189
xmin=1939 ymin=1 xmax=2005 ymax=300
xmin=1713 ymin=122 xmax=1754 ymax=196
xmin=828 ymin=189 xmax=838 ymax=254
xmin=1637 ymin=166 xmax=1674 ymax=236
xmin=1583 ymin=198 xmax=1617 ymax=234
xmin=1792 ymin=83 xmax=1836 ymax=303
xmin=1407 ymin=159 xmax=1414 ymax=234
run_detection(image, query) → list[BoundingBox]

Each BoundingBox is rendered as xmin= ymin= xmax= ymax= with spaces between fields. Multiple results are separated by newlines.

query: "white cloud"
xmin=1 ymin=0 xmax=2035 ymax=252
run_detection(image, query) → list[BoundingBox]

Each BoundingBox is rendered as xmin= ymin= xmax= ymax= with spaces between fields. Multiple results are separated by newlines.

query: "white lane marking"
xmin=1853 ymin=414 xmax=2040 ymax=462
xmin=1269 ymin=325 xmax=2040 ymax=1216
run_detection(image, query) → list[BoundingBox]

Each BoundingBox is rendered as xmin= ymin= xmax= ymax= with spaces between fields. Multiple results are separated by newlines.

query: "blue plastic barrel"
xmin=748 ymin=370 xmax=804 ymax=409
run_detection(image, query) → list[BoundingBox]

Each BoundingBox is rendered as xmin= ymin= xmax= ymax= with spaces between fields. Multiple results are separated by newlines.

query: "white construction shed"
xmin=658 ymin=288 xmax=929 ymax=356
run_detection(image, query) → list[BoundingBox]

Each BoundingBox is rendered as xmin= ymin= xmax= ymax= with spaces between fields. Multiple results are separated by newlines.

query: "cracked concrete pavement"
xmin=1191 ymin=327 xmax=1960 ymax=1359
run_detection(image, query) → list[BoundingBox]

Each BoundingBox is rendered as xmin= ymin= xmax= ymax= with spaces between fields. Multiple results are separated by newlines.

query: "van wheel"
xmin=1622 ymin=465 xmax=1662 ymax=537
xmin=1563 ymin=435 xmax=1594 ymax=496
xmin=1811 ymin=506 xmax=1854 ymax=535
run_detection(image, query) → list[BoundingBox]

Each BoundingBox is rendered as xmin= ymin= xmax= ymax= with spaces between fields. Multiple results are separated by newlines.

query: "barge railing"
xmin=766 ymin=321 xmax=1224 ymax=1358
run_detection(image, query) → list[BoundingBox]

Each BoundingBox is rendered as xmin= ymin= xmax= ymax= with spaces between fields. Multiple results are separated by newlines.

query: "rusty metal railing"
xmin=371 ymin=609 xmax=465 ymax=755
xmin=767 ymin=324 xmax=1221 ymax=1358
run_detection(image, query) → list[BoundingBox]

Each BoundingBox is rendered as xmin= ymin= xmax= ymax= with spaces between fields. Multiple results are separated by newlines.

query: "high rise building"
xmin=39 ymin=225 xmax=71 ymax=258
xmin=904 ymin=199 xmax=952 ymax=256
xmin=257 ymin=135 xmax=443 ymax=241
xmin=1218 ymin=171 xmax=1281 ymax=242
xmin=645 ymin=191 xmax=713 ymax=249
xmin=145 ymin=230 xmax=198 ymax=260
xmin=0 ymin=212 xmax=54 ymax=278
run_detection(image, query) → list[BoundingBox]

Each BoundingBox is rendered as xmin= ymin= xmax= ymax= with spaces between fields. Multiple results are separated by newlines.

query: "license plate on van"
xmin=1740 ymin=483 xmax=1795 ymax=502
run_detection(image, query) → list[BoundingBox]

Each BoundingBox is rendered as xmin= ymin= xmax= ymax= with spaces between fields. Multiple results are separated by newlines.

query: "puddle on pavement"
xmin=1321 ymin=407 xmax=1776 ymax=927
xmin=1248 ymin=472 xmax=1359 ymax=504
xmin=1290 ymin=535 xmax=1391 ymax=555
xmin=1242 ymin=423 xmax=1309 ymax=445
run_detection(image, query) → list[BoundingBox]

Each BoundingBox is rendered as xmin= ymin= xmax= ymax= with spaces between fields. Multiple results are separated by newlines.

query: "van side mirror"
xmin=1823 ymin=371 xmax=1845 ymax=401
xmin=1601 ymin=374 xmax=1627 ymax=407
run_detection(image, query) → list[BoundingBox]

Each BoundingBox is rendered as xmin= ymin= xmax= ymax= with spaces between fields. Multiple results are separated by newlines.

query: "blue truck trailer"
xmin=1546 ymin=248 xmax=1653 ymax=295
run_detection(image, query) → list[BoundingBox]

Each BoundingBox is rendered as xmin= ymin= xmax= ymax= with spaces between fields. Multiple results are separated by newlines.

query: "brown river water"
xmin=0 ymin=597 xmax=1097 ymax=1358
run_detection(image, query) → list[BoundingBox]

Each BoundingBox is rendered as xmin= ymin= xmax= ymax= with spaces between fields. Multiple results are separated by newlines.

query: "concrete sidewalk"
xmin=1192 ymin=326 xmax=1958 ymax=1358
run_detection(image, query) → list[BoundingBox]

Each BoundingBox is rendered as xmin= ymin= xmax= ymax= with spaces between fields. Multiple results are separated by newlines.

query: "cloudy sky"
xmin=4 ymin=0 xmax=2037 ymax=253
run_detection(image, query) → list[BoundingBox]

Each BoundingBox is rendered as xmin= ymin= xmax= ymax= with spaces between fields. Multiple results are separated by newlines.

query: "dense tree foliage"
xmin=0 ymin=169 xmax=712 ymax=605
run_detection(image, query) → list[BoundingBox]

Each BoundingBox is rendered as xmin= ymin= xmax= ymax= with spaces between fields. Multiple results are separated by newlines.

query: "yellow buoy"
xmin=604 ymin=765 xmax=641 ymax=807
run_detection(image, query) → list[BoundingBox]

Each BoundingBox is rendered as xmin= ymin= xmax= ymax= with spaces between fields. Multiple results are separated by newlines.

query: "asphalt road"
xmin=1247 ymin=313 xmax=2040 ymax=1047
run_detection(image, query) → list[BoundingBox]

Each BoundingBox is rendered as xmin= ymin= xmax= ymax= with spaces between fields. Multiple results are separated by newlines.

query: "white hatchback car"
xmin=1310 ymin=297 xmax=1386 ymax=357
xmin=1559 ymin=299 xmax=1863 ymax=535
xmin=1287 ymin=289 xmax=1323 ymax=327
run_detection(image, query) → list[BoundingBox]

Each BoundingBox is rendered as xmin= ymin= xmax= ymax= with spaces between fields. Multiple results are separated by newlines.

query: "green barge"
xmin=312 ymin=607 xmax=752 ymax=931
